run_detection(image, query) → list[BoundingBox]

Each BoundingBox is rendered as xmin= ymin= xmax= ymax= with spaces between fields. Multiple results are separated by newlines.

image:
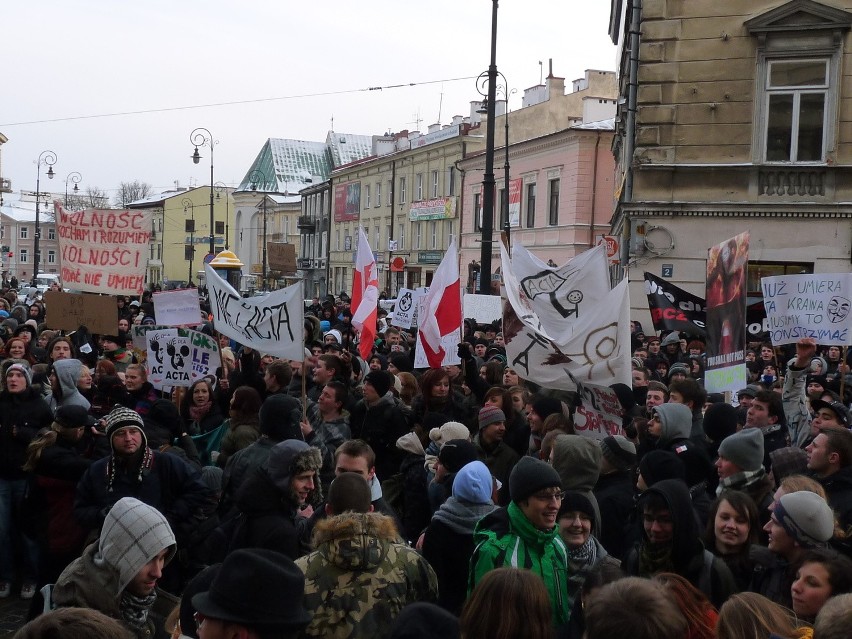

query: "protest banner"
xmin=268 ymin=243 xmax=297 ymax=274
xmin=644 ymin=272 xmax=706 ymax=336
xmin=153 ymin=289 xmax=203 ymax=327
xmin=463 ymin=293 xmax=503 ymax=324
xmin=704 ymin=232 xmax=749 ymax=394
xmin=205 ymin=264 xmax=305 ymax=361
xmin=391 ymin=288 xmax=424 ymax=329
xmin=761 ymin=273 xmax=852 ymax=346
xmin=141 ymin=326 xmax=222 ymax=389
xmin=44 ymin=291 xmax=118 ymax=335
xmin=55 ymin=203 xmax=151 ymax=295
xmin=572 ymin=381 xmax=625 ymax=440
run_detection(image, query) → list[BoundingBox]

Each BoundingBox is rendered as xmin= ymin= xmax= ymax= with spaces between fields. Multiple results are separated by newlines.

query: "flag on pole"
xmin=417 ymin=236 xmax=462 ymax=369
xmin=351 ymin=226 xmax=379 ymax=360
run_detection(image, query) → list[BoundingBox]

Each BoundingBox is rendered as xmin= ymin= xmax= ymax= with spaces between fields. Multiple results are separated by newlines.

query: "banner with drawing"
xmin=761 ymin=273 xmax=852 ymax=346
xmin=205 ymin=264 xmax=305 ymax=361
xmin=572 ymin=381 xmax=625 ymax=440
xmin=141 ymin=327 xmax=222 ymax=389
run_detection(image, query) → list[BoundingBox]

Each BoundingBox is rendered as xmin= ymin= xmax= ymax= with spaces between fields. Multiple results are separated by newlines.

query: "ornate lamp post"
xmin=248 ymin=169 xmax=270 ymax=289
xmin=478 ymin=75 xmax=516 ymax=250
xmin=182 ymin=198 xmax=195 ymax=284
xmin=190 ymin=127 xmax=217 ymax=257
xmin=64 ymin=171 xmax=82 ymax=209
xmin=214 ymin=182 xmax=230 ymax=249
xmin=33 ymin=150 xmax=57 ymax=284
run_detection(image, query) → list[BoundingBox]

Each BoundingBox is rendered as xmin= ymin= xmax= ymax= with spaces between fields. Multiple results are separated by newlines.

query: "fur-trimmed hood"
xmin=312 ymin=511 xmax=403 ymax=571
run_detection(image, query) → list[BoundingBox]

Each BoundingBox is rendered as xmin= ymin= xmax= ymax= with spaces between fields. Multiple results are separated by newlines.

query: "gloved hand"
xmin=457 ymin=342 xmax=473 ymax=361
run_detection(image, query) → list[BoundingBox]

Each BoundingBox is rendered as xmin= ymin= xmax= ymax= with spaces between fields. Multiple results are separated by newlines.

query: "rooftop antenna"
xmin=408 ymin=109 xmax=423 ymax=131
xmin=330 ymin=115 xmax=334 ymax=132
xmin=437 ymin=84 xmax=444 ymax=124
xmin=539 ymin=60 xmax=543 ymax=85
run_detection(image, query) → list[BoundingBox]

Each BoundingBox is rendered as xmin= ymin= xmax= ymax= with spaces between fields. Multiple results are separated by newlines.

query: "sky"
xmin=1 ymin=1 xmax=617 ymax=203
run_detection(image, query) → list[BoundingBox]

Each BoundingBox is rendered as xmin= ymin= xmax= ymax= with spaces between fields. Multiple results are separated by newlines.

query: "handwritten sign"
xmin=140 ymin=326 xmax=221 ymax=389
xmin=572 ymin=382 xmax=625 ymax=440
xmin=55 ymin=203 xmax=152 ymax=295
xmin=44 ymin=291 xmax=117 ymax=334
xmin=463 ymin=293 xmax=503 ymax=323
xmin=391 ymin=288 xmax=422 ymax=329
xmin=153 ymin=289 xmax=203 ymax=327
xmin=205 ymin=264 xmax=305 ymax=361
xmin=761 ymin=273 xmax=852 ymax=346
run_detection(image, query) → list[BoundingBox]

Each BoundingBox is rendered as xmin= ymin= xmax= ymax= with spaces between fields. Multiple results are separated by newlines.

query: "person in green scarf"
xmin=468 ymin=456 xmax=569 ymax=626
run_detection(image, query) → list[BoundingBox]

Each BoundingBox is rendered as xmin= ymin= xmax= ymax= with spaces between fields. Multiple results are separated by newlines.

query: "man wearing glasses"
xmin=468 ymin=456 xmax=570 ymax=626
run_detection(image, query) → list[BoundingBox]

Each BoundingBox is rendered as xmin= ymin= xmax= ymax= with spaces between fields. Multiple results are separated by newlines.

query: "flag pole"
xmin=301 ymin=278 xmax=308 ymax=424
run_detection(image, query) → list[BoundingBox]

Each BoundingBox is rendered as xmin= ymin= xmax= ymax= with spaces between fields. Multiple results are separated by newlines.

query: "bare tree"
xmin=115 ymin=180 xmax=153 ymax=207
xmin=84 ymin=186 xmax=111 ymax=208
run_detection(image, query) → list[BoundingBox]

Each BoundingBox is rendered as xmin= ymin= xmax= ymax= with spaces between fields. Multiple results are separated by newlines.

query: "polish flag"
xmin=351 ymin=227 xmax=379 ymax=360
xmin=418 ymin=236 xmax=462 ymax=368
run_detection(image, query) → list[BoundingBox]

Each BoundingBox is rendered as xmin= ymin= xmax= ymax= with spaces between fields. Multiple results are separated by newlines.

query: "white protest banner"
xmin=463 ymin=293 xmax=503 ymax=324
xmin=413 ymin=295 xmax=461 ymax=368
xmin=205 ymin=264 xmax=305 ymax=361
xmin=391 ymin=288 xmax=421 ymax=329
xmin=761 ymin=273 xmax=852 ymax=346
xmin=572 ymin=381 xmax=625 ymax=440
xmin=55 ymin=203 xmax=151 ymax=295
xmin=153 ymin=289 xmax=203 ymax=327
xmin=145 ymin=329 xmax=190 ymax=387
xmin=135 ymin=326 xmax=222 ymax=390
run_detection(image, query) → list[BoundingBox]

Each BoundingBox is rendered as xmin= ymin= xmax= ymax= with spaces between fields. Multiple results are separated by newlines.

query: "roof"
xmin=236 ymin=132 xmax=374 ymax=195
xmin=126 ymin=186 xmax=201 ymax=207
xmin=0 ymin=194 xmax=53 ymax=223
xmin=572 ymin=117 xmax=616 ymax=130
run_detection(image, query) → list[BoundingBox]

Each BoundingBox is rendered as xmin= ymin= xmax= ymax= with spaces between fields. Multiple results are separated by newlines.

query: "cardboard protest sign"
xmin=463 ymin=293 xmax=503 ymax=324
xmin=205 ymin=264 xmax=305 ymax=361
xmin=268 ymin=243 xmax=296 ymax=274
xmin=761 ymin=273 xmax=852 ymax=346
xmin=55 ymin=203 xmax=151 ymax=295
xmin=143 ymin=327 xmax=222 ymax=389
xmin=153 ymin=289 xmax=203 ymax=327
xmin=44 ymin=291 xmax=117 ymax=335
xmin=572 ymin=381 xmax=625 ymax=440
xmin=391 ymin=288 xmax=422 ymax=329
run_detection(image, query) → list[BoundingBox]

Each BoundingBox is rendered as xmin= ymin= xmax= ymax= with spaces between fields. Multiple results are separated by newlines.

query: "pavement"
xmin=0 ymin=593 xmax=31 ymax=637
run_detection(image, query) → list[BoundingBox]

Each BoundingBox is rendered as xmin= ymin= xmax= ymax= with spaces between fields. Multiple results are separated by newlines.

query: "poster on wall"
xmin=333 ymin=182 xmax=361 ymax=222
xmin=704 ymin=232 xmax=750 ymax=394
xmin=508 ymin=178 xmax=522 ymax=227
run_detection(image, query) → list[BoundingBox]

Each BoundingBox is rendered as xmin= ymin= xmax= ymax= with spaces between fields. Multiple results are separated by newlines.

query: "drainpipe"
xmin=589 ymin=131 xmax=602 ymax=247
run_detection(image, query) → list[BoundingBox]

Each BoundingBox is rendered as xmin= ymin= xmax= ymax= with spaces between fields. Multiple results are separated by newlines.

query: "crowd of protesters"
xmin=3 ymin=286 xmax=852 ymax=639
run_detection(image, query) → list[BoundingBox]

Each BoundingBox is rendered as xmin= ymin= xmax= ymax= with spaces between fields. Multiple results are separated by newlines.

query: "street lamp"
xmin=189 ymin=127 xmax=217 ymax=257
xmin=478 ymin=76 xmax=516 ymax=251
xmin=248 ymin=169 xmax=270 ymax=289
xmin=214 ymin=182 xmax=230 ymax=249
xmin=474 ymin=0 xmax=500 ymax=295
xmin=33 ymin=150 xmax=57 ymax=285
xmin=182 ymin=198 xmax=195 ymax=284
xmin=64 ymin=171 xmax=82 ymax=209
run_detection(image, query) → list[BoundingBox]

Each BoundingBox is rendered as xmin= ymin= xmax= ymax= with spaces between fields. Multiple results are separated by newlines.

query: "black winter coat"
xmin=350 ymin=394 xmax=411 ymax=481
xmin=0 ymin=387 xmax=53 ymax=480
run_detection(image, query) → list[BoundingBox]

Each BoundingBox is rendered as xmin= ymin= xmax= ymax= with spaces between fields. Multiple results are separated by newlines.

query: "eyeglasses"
xmin=531 ymin=490 xmax=565 ymax=503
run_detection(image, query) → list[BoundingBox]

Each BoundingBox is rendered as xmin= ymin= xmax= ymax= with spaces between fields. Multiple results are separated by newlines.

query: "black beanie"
xmin=259 ymin=394 xmax=303 ymax=441
xmin=364 ymin=370 xmax=393 ymax=397
xmin=388 ymin=352 xmax=413 ymax=373
xmin=390 ymin=602 xmax=460 ymax=639
xmin=557 ymin=491 xmax=596 ymax=521
xmin=702 ymin=403 xmax=739 ymax=444
xmin=532 ymin=396 xmax=563 ymax=420
xmin=509 ymin=456 xmax=562 ymax=503
xmin=609 ymin=383 xmax=636 ymax=412
xmin=638 ymin=450 xmax=685 ymax=486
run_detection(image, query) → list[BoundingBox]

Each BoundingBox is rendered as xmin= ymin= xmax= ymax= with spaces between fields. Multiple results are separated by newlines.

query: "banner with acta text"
xmin=205 ymin=264 xmax=305 ymax=361
xmin=55 ymin=203 xmax=152 ymax=295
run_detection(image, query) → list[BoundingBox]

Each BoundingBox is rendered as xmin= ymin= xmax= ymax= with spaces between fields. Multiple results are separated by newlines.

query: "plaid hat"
xmin=774 ymin=491 xmax=835 ymax=548
xmin=104 ymin=406 xmax=148 ymax=451
xmin=509 ymin=456 xmax=562 ymax=503
xmin=5 ymin=362 xmax=32 ymax=386
xmin=438 ymin=439 xmax=479 ymax=474
xmin=810 ymin=399 xmax=851 ymax=427
xmin=364 ymin=370 xmax=393 ymax=397
xmin=599 ymin=436 xmax=637 ymax=471
xmin=718 ymin=428 xmax=765 ymax=472
xmin=478 ymin=405 xmax=506 ymax=431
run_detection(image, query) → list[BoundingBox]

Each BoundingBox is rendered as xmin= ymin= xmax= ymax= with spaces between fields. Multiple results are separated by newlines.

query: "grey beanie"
xmin=718 ymin=428 xmax=765 ymax=472
xmin=600 ymin=435 xmax=637 ymax=471
xmin=661 ymin=332 xmax=681 ymax=347
xmin=774 ymin=491 xmax=835 ymax=548
xmin=509 ymin=456 xmax=562 ymax=503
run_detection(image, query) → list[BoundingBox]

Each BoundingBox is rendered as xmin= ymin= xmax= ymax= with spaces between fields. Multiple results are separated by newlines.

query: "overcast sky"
xmin=1 ymin=1 xmax=616 ymax=202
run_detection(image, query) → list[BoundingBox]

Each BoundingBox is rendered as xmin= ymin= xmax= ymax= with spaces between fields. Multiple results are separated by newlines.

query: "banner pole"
xmin=841 ymin=346 xmax=848 ymax=404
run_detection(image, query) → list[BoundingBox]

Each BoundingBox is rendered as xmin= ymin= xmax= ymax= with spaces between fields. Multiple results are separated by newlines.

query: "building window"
xmin=447 ymin=168 xmax=456 ymax=196
xmin=525 ymin=183 xmax=537 ymax=228
xmin=548 ymin=179 xmax=560 ymax=226
xmin=215 ymin=221 xmax=225 ymax=234
xmin=387 ymin=180 xmax=393 ymax=205
xmin=747 ymin=261 xmax=813 ymax=296
xmin=375 ymin=182 xmax=381 ymax=207
xmin=431 ymin=170 xmax=439 ymax=198
xmin=365 ymin=185 xmax=371 ymax=208
xmin=47 ymin=250 xmax=56 ymax=264
xmin=48 ymin=227 xmax=56 ymax=240
xmin=474 ymin=193 xmax=481 ymax=232
xmin=498 ymin=188 xmax=508 ymax=227
xmin=429 ymin=221 xmax=437 ymax=249
xmin=416 ymin=173 xmax=423 ymax=200
xmin=399 ymin=177 xmax=406 ymax=203
xmin=398 ymin=223 xmax=406 ymax=249
xmin=335 ymin=230 xmax=340 ymax=251
xmin=764 ymin=58 xmax=829 ymax=163
xmin=374 ymin=226 xmax=381 ymax=248
xmin=20 ymin=249 xmax=28 ymax=263
xmin=415 ymin=222 xmax=422 ymax=249
xmin=20 ymin=227 xmax=28 ymax=240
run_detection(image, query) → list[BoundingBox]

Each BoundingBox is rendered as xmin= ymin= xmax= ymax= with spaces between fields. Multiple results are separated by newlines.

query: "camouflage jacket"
xmin=295 ymin=511 xmax=438 ymax=639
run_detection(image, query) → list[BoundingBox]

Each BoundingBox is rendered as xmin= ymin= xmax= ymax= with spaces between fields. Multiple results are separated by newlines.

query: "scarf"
xmin=432 ymin=497 xmax=497 ymax=535
xmin=638 ymin=542 xmax=675 ymax=577
xmin=566 ymin=536 xmax=598 ymax=571
xmin=119 ymin=590 xmax=157 ymax=629
xmin=189 ymin=400 xmax=213 ymax=422
xmin=716 ymin=467 xmax=766 ymax=496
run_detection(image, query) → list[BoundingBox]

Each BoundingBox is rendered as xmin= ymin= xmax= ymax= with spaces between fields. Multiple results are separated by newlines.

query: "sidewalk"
xmin=0 ymin=595 xmax=30 ymax=637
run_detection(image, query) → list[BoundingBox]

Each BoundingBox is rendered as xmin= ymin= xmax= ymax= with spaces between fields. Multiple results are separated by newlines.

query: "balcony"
xmin=297 ymin=215 xmax=316 ymax=231
xmin=297 ymin=257 xmax=313 ymax=269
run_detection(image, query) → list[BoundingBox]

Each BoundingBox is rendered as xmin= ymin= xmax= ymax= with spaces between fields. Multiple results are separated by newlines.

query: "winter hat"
xmin=180 ymin=564 xmax=221 ymax=639
xmin=718 ymin=428 xmax=765 ymax=472
xmin=599 ymin=435 xmax=637 ymax=471
xmin=104 ymin=406 xmax=148 ymax=450
xmin=201 ymin=466 xmax=224 ymax=493
xmin=96 ymin=497 xmax=176 ymax=593
xmin=259 ymin=394 xmax=303 ymax=441
xmin=438 ymin=439 xmax=479 ymax=474
xmin=774 ymin=491 xmax=835 ymax=548
xmin=478 ymin=405 xmax=506 ymax=431
xmin=0 ymin=310 xmax=8 ymax=319
xmin=5 ymin=362 xmax=32 ymax=386
xmin=667 ymin=363 xmax=690 ymax=380
xmin=638 ymin=450 xmax=685 ymax=486
xmin=531 ymin=395 xmax=563 ymax=421
xmin=369 ymin=353 xmax=389 ymax=370
xmin=610 ymin=383 xmax=636 ymax=412
xmin=661 ymin=332 xmax=681 ymax=347
xmin=54 ymin=404 xmax=97 ymax=430
xmin=810 ymin=399 xmax=852 ymax=427
xmin=703 ymin=403 xmax=739 ymax=444
xmin=364 ymin=370 xmax=393 ymax=397
xmin=266 ymin=439 xmax=323 ymax=495
xmin=452 ymin=460 xmax=494 ymax=504
xmin=390 ymin=602 xmax=460 ymax=639
xmin=429 ymin=421 xmax=470 ymax=447
xmin=389 ymin=352 xmax=413 ymax=373
xmin=325 ymin=328 xmax=342 ymax=343
xmin=319 ymin=320 xmax=331 ymax=332
xmin=557 ymin=491 xmax=596 ymax=522
xmin=737 ymin=384 xmax=762 ymax=400
xmin=509 ymin=456 xmax=562 ymax=503
xmin=806 ymin=374 xmax=828 ymax=389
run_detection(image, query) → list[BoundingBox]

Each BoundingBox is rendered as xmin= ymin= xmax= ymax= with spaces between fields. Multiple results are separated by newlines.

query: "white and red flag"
xmin=416 ymin=236 xmax=462 ymax=368
xmin=351 ymin=227 xmax=379 ymax=359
